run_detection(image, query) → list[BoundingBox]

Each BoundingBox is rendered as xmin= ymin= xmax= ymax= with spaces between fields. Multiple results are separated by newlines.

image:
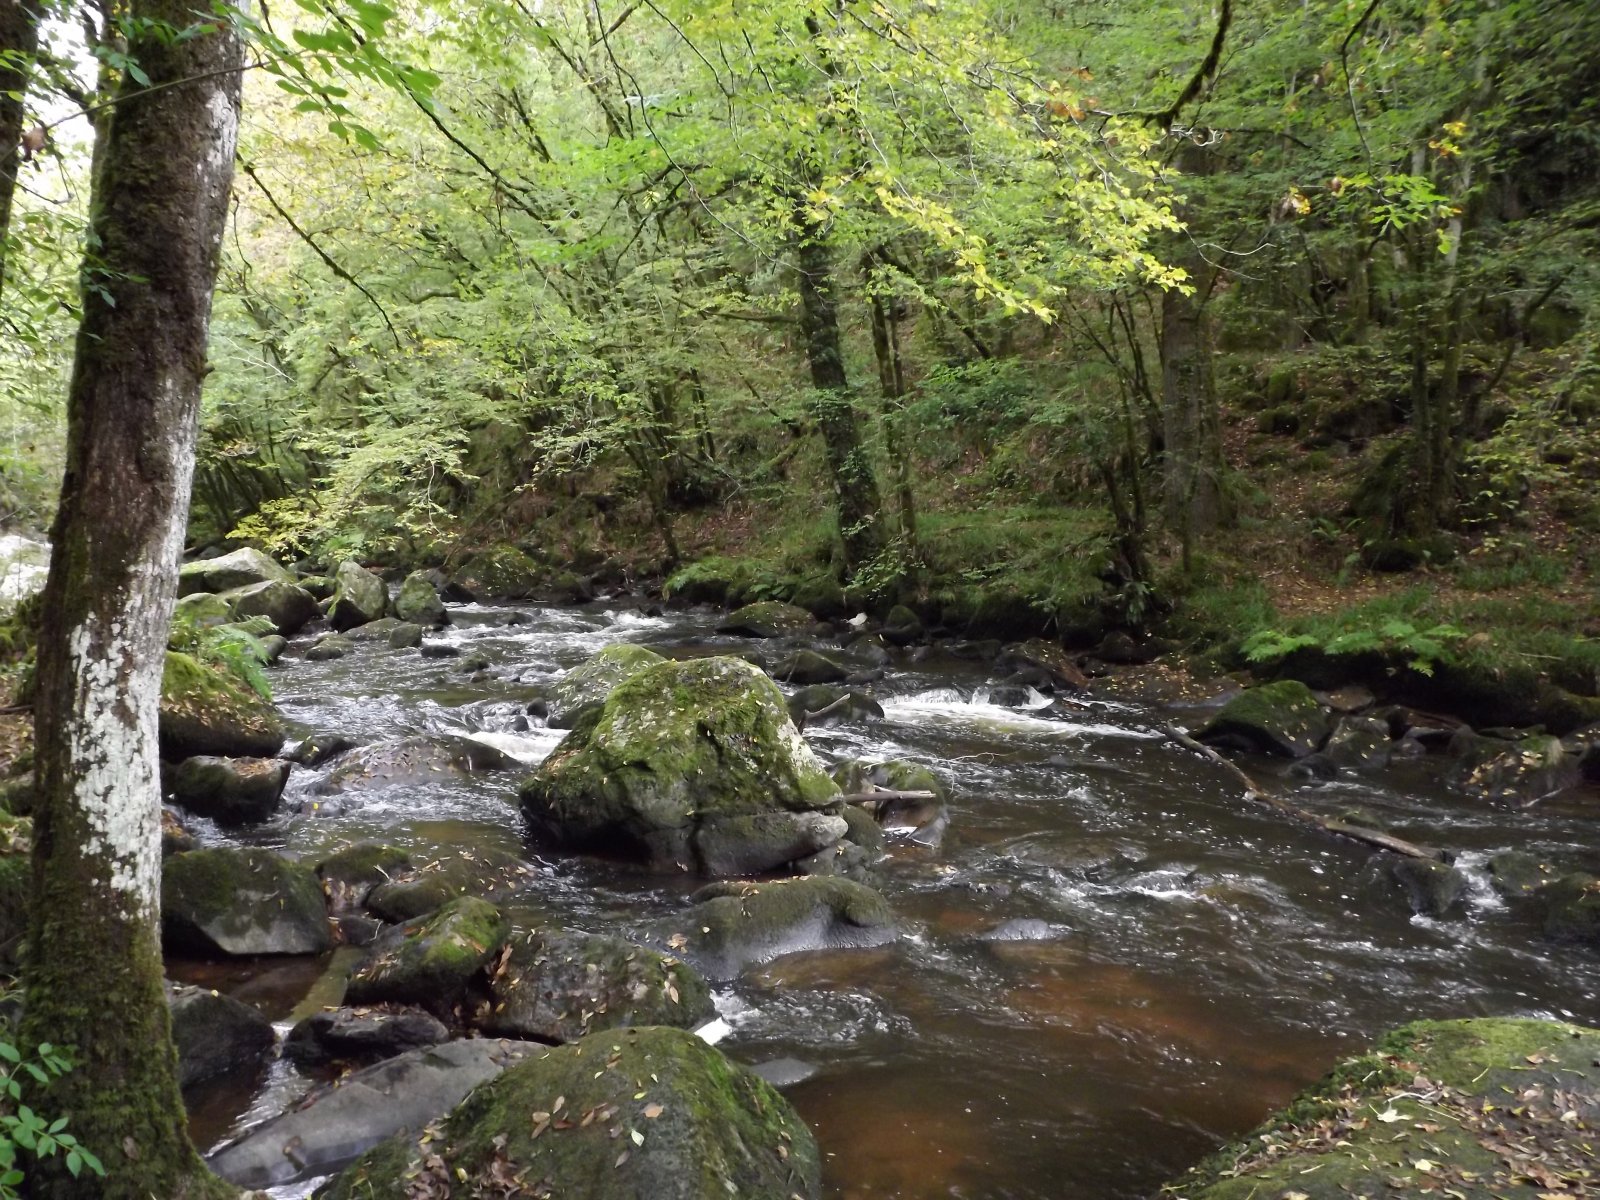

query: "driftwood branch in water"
xmin=839 ymin=789 xmax=937 ymax=808
xmin=1161 ymin=724 xmax=1443 ymax=861
xmin=795 ymin=693 xmax=853 ymax=731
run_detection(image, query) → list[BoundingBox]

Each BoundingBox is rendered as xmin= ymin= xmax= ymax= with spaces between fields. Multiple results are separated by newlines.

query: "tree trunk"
xmin=20 ymin=5 xmax=242 ymax=1198
xmin=0 ymin=0 xmax=44 ymax=301
xmin=867 ymin=275 xmax=917 ymax=552
xmin=794 ymin=216 xmax=882 ymax=572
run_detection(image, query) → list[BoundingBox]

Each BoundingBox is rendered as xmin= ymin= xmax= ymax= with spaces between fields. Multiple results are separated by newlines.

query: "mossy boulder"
xmin=315 ymin=842 xmax=414 ymax=913
xmin=387 ymin=620 xmax=423 ymax=649
xmin=393 ymin=571 xmax=447 ymax=627
xmin=342 ymin=616 xmax=407 ymax=643
xmin=1540 ymin=873 xmax=1600 ymax=943
xmin=305 ymin=633 xmax=354 ymax=661
xmin=547 ymin=644 xmax=665 ymax=729
xmin=172 ymin=590 xmax=232 ymax=630
xmin=772 ymin=649 xmax=849 ymax=685
xmin=1449 ymin=732 xmax=1579 ymax=805
xmin=346 ymin=896 xmax=509 ymax=1009
xmin=1322 ymin=714 xmax=1394 ymax=771
xmin=160 ymin=651 xmax=285 ymax=759
xmin=168 ymin=983 xmax=276 ymax=1089
xmin=478 ymin=930 xmax=715 ymax=1043
xmin=650 ymin=876 xmax=896 ymax=981
xmin=1389 ymin=856 xmax=1468 ymax=917
xmin=319 ymin=1026 xmax=821 ymax=1200
xmin=168 ymin=755 xmax=290 ymax=825
xmin=328 ymin=560 xmax=389 ymax=631
xmin=1196 ymin=680 xmax=1330 ymax=758
xmin=450 ymin=544 xmax=545 ymax=600
xmin=716 ymin=601 xmax=818 ymax=639
xmin=1162 ymin=1018 xmax=1600 ymax=1200
xmin=178 ymin=547 xmax=292 ymax=597
xmin=520 ymin=656 xmax=844 ymax=875
xmin=363 ymin=844 xmax=540 ymax=923
xmin=787 ymin=574 xmax=849 ymax=620
xmin=834 ymin=760 xmax=949 ymax=848
xmin=163 ymin=848 xmax=332 ymax=956
xmin=1486 ymin=850 xmax=1559 ymax=901
xmin=224 ymin=578 xmax=319 ymax=637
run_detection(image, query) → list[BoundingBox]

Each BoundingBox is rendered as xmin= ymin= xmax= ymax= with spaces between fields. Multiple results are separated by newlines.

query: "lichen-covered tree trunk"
xmin=794 ymin=219 xmax=882 ymax=572
xmin=20 ymin=4 xmax=242 ymax=1197
xmin=0 ymin=0 xmax=44 ymax=300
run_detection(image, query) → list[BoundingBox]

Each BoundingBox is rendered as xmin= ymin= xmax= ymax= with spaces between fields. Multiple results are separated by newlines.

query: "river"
xmin=172 ymin=598 xmax=1600 ymax=1199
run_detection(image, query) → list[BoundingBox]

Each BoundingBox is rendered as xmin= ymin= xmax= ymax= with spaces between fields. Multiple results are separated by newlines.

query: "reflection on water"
xmin=181 ymin=599 xmax=1600 ymax=1199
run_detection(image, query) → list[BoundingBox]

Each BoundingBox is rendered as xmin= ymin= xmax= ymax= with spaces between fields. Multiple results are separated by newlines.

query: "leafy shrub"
xmin=0 ymin=1029 xmax=105 ymax=1196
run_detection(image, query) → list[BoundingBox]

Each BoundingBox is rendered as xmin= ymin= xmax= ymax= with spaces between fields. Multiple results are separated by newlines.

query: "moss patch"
xmin=160 ymin=650 xmax=285 ymax=759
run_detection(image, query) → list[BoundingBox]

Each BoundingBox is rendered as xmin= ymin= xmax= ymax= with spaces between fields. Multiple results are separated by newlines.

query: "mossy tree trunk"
xmin=794 ymin=214 xmax=883 ymax=573
xmin=0 ymin=0 xmax=44 ymax=301
xmin=20 ymin=4 xmax=242 ymax=1197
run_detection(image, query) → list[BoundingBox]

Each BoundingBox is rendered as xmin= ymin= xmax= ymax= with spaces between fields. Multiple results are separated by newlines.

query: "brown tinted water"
xmin=183 ymin=601 xmax=1600 ymax=1198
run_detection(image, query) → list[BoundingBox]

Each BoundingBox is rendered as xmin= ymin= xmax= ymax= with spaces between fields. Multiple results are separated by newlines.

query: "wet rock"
xmin=694 ymin=812 xmax=849 ymax=877
xmin=283 ymin=1007 xmax=449 ymax=1067
xmin=977 ymin=918 xmax=1057 ymax=942
xmin=841 ymin=632 xmax=894 ymax=667
xmin=791 ymin=837 xmax=877 ymax=883
xmin=716 ymin=601 xmax=819 ymax=638
xmin=1321 ymin=714 xmax=1394 ymax=771
xmin=387 ymin=621 xmax=424 ymax=649
xmin=652 ymin=876 xmax=896 ymax=981
xmin=168 ymin=983 xmax=275 ymax=1089
xmin=346 ymin=896 xmax=509 ymax=1009
xmin=286 ymin=732 xmax=358 ymax=767
xmin=225 ymin=578 xmax=320 ymax=637
xmin=258 ymin=634 xmax=288 ymax=664
xmin=882 ymin=604 xmax=923 ymax=646
xmin=160 ymin=650 xmax=286 ymax=759
xmin=834 ymin=760 xmax=950 ymax=849
xmin=393 ymin=572 xmax=447 ymax=627
xmin=207 ymin=1038 xmax=534 ymax=1190
xmin=1449 ymin=731 xmax=1579 ymax=805
xmin=520 ymin=656 xmax=844 ymax=876
xmin=985 ymin=683 xmax=1037 ymax=708
xmin=419 ymin=639 xmax=461 ymax=659
xmin=1389 ymin=857 xmax=1468 ymax=918
xmin=1003 ymin=639 xmax=1089 ymax=691
xmin=364 ymin=845 xmax=539 ymax=923
xmin=1541 ymin=873 xmax=1600 ymax=943
xmin=1287 ymin=752 xmax=1339 ymax=782
xmin=315 ymin=734 xmax=519 ymax=795
xmin=163 ymin=848 xmax=332 ymax=957
xmin=343 ymin=616 xmax=407 ymax=643
xmin=1486 ymin=850 xmax=1558 ymax=901
xmin=1319 ymin=684 xmax=1377 ymax=714
xmin=1094 ymin=631 xmax=1166 ymax=665
xmin=1195 ymin=680 xmax=1329 ymax=759
xmin=161 ymin=806 xmax=196 ymax=856
xmin=747 ymin=1056 xmax=819 ymax=1088
xmin=772 ymin=648 xmax=850 ymax=685
xmin=168 ymin=755 xmax=291 ymax=825
xmin=178 ymin=547 xmax=292 ymax=597
xmin=316 ymin=842 xmax=414 ymax=913
xmin=1159 ymin=1018 xmax=1600 ymax=1200
xmin=318 ymin=1026 xmax=820 ymax=1200
xmin=1380 ymin=705 xmax=1466 ymax=747
xmin=298 ymin=573 xmax=336 ymax=601
xmin=305 ymin=634 xmax=355 ymax=661
xmin=787 ymin=685 xmax=884 ymax=727
xmin=328 ymin=560 xmax=389 ymax=631
xmin=455 ymin=652 xmax=491 ymax=673
xmin=547 ymin=643 xmax=664 ymax=729
xmin=478 ymin=930 xmax=715 ymax=1043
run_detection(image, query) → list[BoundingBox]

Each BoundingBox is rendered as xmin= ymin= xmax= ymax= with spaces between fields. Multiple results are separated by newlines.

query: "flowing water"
xmin=174 ymin=599 xmax=1600 ymax=1199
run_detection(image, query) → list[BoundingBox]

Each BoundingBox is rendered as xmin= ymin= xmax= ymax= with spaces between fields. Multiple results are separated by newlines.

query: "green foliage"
xmin=0 ymin=1025 xmax=105 ymax=1196
xmin=1242 ymin=617 xmax=1468 ymax=676
xmin=166 ymin=612 xmax=276 ymax=700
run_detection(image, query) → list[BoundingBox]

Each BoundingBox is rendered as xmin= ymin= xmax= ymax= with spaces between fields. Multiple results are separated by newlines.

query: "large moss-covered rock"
xmin=163 ymin=848 xmax=332 ymax=956
xmin=168 ymin=755 xmax=290 ymax=825
xmin=224 ymin=578 xmax=319 ymax=636
xmin=346 ymin=896 xmax=508 ymax=1008
xmin=716 ymin=601 xmax=818 ymax=638
xmin=160 ymin=651 xmax=285 ymax=759
xmin=1162 ymin=1018 xmax=1600 ymax=1200
xmin=479 ymin=930 xmax=715 ymax=1043
xmin=314 ymin=734 xmax=519 ymax=796
xmin=1450 ymin=731 xmax=1579 ymax=805
xmin=178 ymin=547 xmax=291 ymax=597
xmin=651 ymin=876 xmax=896 ymax=981
xmin=1195 ymin=680 xmax=1330 ymax=758
xmin=521 ymin=656 xmax=844 ymax=875
xmin=168 ymin=983 xmax=276 ymax=1089
xmin=393 ymin=571 xmax=447 ymax=626
xmin=319 ymin=1026 xmax=821 ymax=1200
xmin=547 ymin=644 xmax=664 ymax=729
xmin=315 ymin=842 xmax=414 ymax=913
xmin=363 ymin=844 xmax=540 ymax=923
xmin=450 ymin=545 xmax=545 ymax=600
xmin=328 ymin=560 xmax=389 ymax=631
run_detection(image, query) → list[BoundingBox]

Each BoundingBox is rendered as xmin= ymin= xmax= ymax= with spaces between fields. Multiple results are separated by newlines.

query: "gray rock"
xmin=345 ymin=897 xmax=509 ymax=1009
xmin=693 ymin=811 xmax=848 ymax=877
xmin=168 ymin=755 xmax=290 ymax=825
xmin=283 ymin=1007 xmax=449 ymax=1067
xmin=315 ymin=735 xmax=519 ymax=796
xmin=388 ymin=621 xmax=423 ymax=649
xmin=1390 ymin=857 xmax=1468 ymax=918
xmin=393 ymin=572 xmax=447 ymax=627
xmin=224 ymin=578 xmax=320 ymax=637
xmin=419 ymin=640 xmax=461 ymax=659
xmin=163 ymin=848 xmax=332 ymax=956
xmin=305 ymin=634 xmax=355 ymax=661
xmin=772 ymin=649 xmax=849 ymax=685
xmin=178 ymin=548 xmax=291 ymax=597
xmin=787 ymin=685 xmax=884 ymax=727
xmin=206 ymin=1038 xmax=535 ymax=1189
xmin=1195 ymin=680 xmax=1330 ymax=758
xmin=168 ymin=983 xmax=275 ymax=1088
xmin=343 ymin=617 xmax=406 ymax=642
xmin=716 ymin=601 xmax=818 ymax=638
xmin=362 ymin=844 xmax=539 ymax=924
xmin=328 ymin=560 xmax=389 ymax=631
xmin=1487 ymin=850 xmax=1559 ymax=901
xmin=1450 ymin=731 xmax=1579 ymax=805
